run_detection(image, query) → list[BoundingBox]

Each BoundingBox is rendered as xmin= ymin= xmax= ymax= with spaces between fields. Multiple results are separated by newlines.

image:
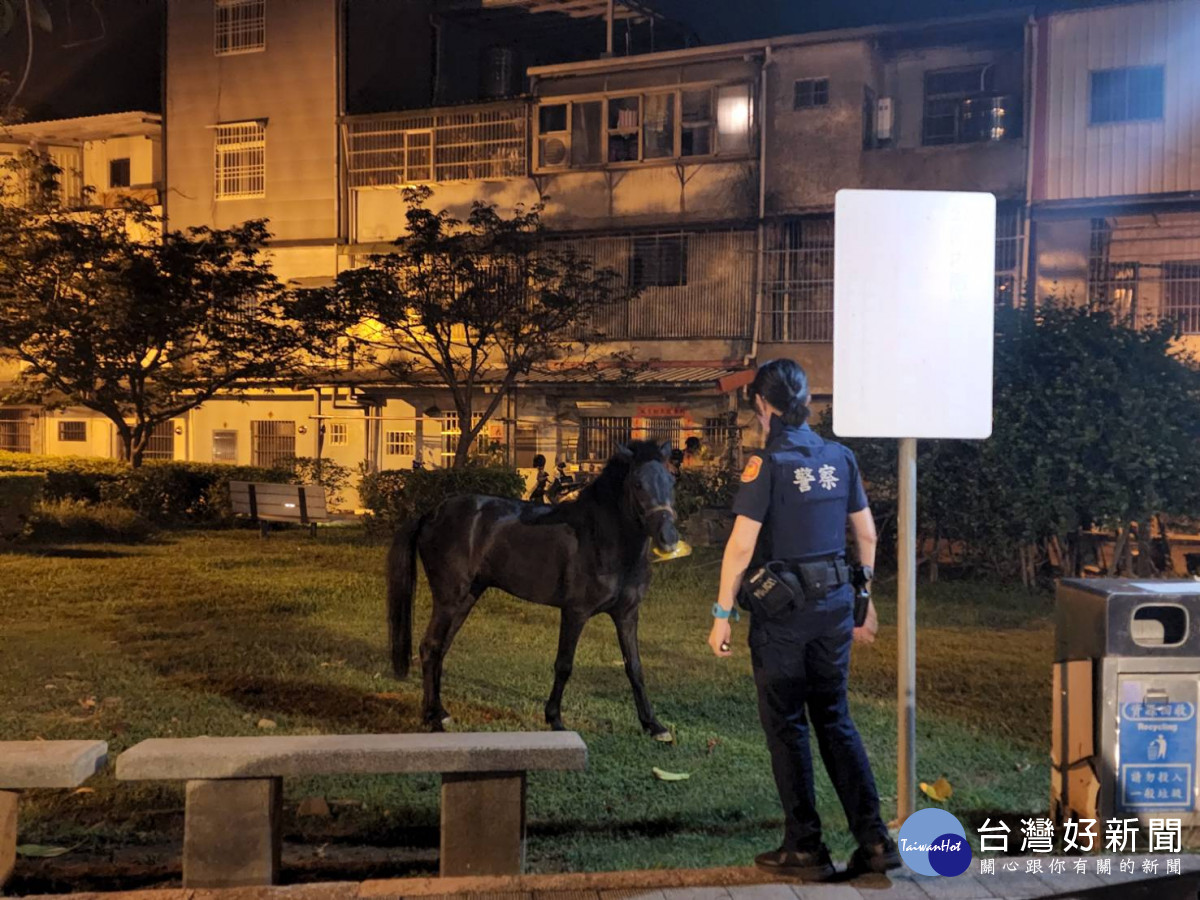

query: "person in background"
xmin=707 ymin=358 xmax=896 ymax=882
xmin=668 ymin=448 xmax=684 ymax=478
xmin=682 ymin=436 xmax=704 ymax=469
xmin=548 ymin=459 xmax=575 ymax=503
xmin=528 ymin=454 xmax=549 ymax=504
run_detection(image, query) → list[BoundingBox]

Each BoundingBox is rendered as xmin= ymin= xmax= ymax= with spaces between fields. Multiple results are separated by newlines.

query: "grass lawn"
xmin=0 ymin=526 xmax=1054 ymax=883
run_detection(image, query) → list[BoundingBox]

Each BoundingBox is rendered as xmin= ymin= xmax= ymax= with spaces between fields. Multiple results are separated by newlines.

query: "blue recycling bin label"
xmin=1118 ymin=700 xmax=1196 ymax=811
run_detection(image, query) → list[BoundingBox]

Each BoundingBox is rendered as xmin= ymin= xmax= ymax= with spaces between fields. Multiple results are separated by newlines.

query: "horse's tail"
xmin=386 ymin=515 xmax=424 ymax=680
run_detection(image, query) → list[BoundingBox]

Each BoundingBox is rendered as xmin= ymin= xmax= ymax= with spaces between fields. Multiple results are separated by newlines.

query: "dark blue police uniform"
xmin=731 ymin=417 xmax=888 ymax=853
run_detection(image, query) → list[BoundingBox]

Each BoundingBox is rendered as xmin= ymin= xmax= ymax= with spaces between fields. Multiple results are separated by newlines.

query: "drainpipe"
xmin=747 ymin=45 xmax=772 ymax=367
xmin=605 ymin=0 xmax=614 ymax=58
xmin=1022 ymin=14 xmax=1038 ymax=317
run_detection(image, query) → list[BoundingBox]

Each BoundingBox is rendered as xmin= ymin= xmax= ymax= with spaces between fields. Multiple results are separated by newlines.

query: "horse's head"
xmin=615 ymin=440 xmax=680 ymax=554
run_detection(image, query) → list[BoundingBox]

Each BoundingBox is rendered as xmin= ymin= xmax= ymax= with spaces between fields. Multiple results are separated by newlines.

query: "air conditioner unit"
xmin=538 ymin=136 xmax=570 ymax=169
xmin=875 ymin=97 xmax=894 ymax=142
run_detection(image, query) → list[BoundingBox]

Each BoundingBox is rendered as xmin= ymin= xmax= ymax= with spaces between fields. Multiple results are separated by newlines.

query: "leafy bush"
xmin=359 ymin=463 xmax=525 ymax=529
xmin=816 ymin=298 xmax=1200 ymax=579
xmin=28 ymin=499 xmax=153 ymax=543
xmin=98 ymin=462 xmax=289 ymax=523
xmin=673 ymin=466 xmax=739 ymax=521
xmin=284 ymin=457 xmax=352 ymax=508
xmin=0 ymin=452 xmax=353 ymax=525
xmin=0 ymin=471 xmax=45 ymax=539
xmin=0 ymin=452 xmax=126 ymax=502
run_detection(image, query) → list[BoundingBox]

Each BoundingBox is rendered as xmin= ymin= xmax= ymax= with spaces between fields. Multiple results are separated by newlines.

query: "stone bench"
xmin=116 ymin=731 xmax=587 ymax=888
xmin=1 ymin=740 xmax=108 ymax=888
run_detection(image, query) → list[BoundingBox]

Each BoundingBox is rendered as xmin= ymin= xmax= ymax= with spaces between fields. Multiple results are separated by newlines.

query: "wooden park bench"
xmin=1 ymin=740 xmax=108 ymax=888
xmin=228 ymin=481 xmax=329 ymax=537
xmin=116 ymin=731 xmax=587 ymax=888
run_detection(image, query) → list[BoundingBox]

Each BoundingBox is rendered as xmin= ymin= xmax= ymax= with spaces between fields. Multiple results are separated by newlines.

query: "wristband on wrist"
xmin=712 ymin=602 xmax=740 ymax=621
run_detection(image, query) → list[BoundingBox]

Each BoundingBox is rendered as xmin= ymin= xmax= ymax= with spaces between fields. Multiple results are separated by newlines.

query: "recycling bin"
xmin=1053 ymin=578 xmax=1200 ymax=828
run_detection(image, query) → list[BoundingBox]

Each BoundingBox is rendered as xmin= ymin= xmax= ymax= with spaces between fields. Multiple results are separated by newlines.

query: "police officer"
xmin=707 ymin=359 xmax=899 ymax=881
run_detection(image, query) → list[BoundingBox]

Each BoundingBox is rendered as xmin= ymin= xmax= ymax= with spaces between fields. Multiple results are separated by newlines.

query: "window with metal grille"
xmin=703 ymin=416 xmax=741 ymax=460
xmin=579 ymin=416 xmax=632 ymax=462
xmin=637 ymin=417 xmax=681 ymax=448
xmin=58 ymin=421 xmax=86 ymax=442
xmin=794 ymin=78 xmax=829 ymax=110
xmin=385 ymin=430 xmax=415 ymax=456
xmin=994 ymin=204 xmax=1024 ymax=306
xmin=630 ymin=234 xmax=688 ymax=288
xmin=143 ymin=422 xmax=176 ymax=461
xmin=0 ymin=410 xmax=32 ymax=453
xmin=441 ymin=412 xmax=488 ymax=461
xmin=212 ymin=429 xmax=238 ymax=462
xmin=327 ymin=422 xmax=347 ymax=446
xmin=923 ymin=66 xmax=989 ymax=146
xmin=761 ymin=216 xmax=834 ymax=342
xmin=1163 ymin=261 xmax=1200 ymax=335
xmin=1090 ymin=66 xmax=1164 ymax=125
xmin=251 ymin=420 xmax=295 ymax=466
xmin=215 ymin=121 xmax=265 ymax=200
xmin=108 ymin=158 xmax=131 ymax=188
xmin=214 ymin=0 xmax=265 ymax=56
xmin=346 ymin=104 xmax=525 ymax=187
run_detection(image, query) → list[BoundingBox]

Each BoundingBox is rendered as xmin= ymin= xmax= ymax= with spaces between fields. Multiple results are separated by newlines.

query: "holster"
xmin=741 ymin=562 xmax=803 ymax=620
xmin=794 ymin=558 xmax=849 ymax=602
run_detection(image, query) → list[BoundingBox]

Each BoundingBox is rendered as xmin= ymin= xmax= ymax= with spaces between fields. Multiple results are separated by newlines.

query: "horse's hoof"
xmin=651 ymin=729 xmax=674 ymax=743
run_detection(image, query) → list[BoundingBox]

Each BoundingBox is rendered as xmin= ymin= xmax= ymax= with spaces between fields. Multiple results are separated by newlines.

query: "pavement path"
xmin=14 ymin=856 xmax=1200 ymax=900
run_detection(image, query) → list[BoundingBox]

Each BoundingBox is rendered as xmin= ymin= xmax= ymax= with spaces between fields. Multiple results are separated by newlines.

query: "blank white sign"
xmin=832 ymin=189 xmax=996 ymax=439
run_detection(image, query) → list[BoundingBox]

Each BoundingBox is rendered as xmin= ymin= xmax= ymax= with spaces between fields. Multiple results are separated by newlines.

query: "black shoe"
xmin=754 ymin=845 xmax=835 ymax=882
xmin=846 ymin=836 xmax=903 ymax=876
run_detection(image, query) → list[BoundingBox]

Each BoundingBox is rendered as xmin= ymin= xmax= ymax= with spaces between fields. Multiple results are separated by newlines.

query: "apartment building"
xmin=343 ymin=7 xmax=1032 ymax=470
xmin=12 ymin=0 xmax=1194 ymax=478
xmin=1028 ymin=0 xmax=1200 ymax=358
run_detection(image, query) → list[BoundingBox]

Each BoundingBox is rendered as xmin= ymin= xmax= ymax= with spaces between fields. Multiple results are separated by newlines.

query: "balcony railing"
xmin=344 ymin=101 xmax=528 ymax=187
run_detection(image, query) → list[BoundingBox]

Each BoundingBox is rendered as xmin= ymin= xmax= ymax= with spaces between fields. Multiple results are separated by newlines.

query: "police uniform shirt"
xmin=731 ymin=418 xmax=868 ymax=562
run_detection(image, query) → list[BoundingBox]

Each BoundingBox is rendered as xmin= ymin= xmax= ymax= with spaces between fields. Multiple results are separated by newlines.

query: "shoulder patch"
xmin=740 ymin=456 xmax=763 ymax=483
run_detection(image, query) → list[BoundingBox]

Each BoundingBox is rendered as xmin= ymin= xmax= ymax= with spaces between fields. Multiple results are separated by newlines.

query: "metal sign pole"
xmin=897 ymin=436 xmax=918 ymax=825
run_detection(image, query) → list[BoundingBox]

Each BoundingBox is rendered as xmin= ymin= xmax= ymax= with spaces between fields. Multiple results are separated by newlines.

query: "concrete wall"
xmin=165 ymin=0 xmax=341 ymax=282
xmin=1036 ymin=0 xmax=1200 ymax=201
xmin=767 ymin=41 xmax=871 ymax=212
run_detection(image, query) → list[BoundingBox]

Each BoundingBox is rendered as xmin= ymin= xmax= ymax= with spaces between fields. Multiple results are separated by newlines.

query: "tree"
xmin=821 ymin=298 xmax=1200 ymax=582
xmin=300 ymin=187 xmax=635 ymax=466
xmin=0 ymin=154 xmax=310 ymax=466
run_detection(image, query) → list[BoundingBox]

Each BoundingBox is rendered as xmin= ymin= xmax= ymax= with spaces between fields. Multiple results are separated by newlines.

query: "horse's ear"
xmin=615 ymin=443 xmax=634 ymax=461
xmin=659 ymin=441 xmax=672 ymax=461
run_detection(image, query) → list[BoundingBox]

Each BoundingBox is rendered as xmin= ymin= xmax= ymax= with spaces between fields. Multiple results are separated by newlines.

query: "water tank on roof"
xmin=482 ymin=46 xmax=517 ymax=99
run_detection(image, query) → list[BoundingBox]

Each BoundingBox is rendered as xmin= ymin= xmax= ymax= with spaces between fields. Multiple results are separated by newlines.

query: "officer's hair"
xmin=750 ymin=359 xmax=810 ymax=426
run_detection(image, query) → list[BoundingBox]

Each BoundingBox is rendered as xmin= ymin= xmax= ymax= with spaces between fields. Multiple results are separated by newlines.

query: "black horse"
xmin=386 ymin=440 xmax=679 ymax=739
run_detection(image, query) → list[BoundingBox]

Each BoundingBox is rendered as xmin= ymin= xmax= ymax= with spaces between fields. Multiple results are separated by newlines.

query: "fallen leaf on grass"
xmin=16 ymin=845 xmax=71 ymax=858
xmin=706 ymin=738 xmax=721 ymax=755
xmin=1015 ymin=762 xmax=1031 ymax=773
xmin=78 ymin=697 xmax=96 ymax=710
xmin=652 ymin=767 xmax=690 ymax=782
xmin=72 ymin=787 xmax=95 ymax=795
xmin=919 ymin=776 xmax=953 ymax=803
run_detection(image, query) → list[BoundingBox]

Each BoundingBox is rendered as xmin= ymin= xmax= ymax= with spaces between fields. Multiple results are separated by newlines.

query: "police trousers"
xmin=748 ymin=583 xmax=888 ymax=852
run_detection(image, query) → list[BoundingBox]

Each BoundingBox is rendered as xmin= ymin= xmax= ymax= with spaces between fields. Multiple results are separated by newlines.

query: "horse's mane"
xmin=578 ymin=440 xmax=665 ymax=508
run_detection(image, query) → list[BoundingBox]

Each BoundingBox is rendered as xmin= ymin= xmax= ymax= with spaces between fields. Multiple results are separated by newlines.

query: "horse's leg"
xmin=545 ymin=609 xmax=587 ymax=732
xmin=420 ymin=585 xmax=482 ymax=730
xmin=611 ymin=604 xmax=671 ymax=741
